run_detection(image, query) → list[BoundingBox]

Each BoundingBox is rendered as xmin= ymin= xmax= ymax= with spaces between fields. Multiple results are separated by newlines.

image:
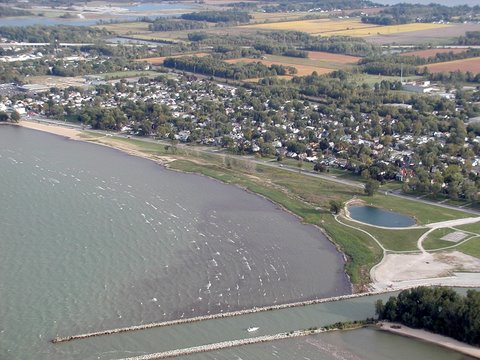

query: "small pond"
xmin=348 ymin=205 xmax=416 ymax=228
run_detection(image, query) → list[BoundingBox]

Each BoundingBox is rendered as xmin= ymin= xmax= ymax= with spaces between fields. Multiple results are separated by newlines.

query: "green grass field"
xmin=457 ymin=237 xmax=480 ymax=258
xmin=340 ymin=216 xmax=426 ymax=252
xmin=423 ymin=228 xmax=458 ymax=250
xmin=96 ymin=70 xmax=159 ymax=80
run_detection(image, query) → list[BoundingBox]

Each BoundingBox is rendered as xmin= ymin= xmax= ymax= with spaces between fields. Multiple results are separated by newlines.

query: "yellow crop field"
xmin=324 ymin=22 xmax=452 ymax=37
xmin=226 ymin=58 xmax=332 ymax=76
xmin=241 ymin=18 xmax=378 ymax=35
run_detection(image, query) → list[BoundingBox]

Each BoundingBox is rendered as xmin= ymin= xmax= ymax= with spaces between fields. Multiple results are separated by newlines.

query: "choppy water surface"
xmin=0 ymin=126 xmax=349 ymax=359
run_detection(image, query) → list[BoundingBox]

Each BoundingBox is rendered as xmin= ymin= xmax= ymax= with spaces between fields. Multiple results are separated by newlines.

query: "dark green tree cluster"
xmin=457 ymin=31 xmax=480 ymax=46
xmin=0 ymin=6 xmax=32 ymax=17
xmin=181 ymin=10 xmax=251 ymax=23
xmin=360 ymin=49 xmax=480 ymax=77
xmin=0 ymin=25 xmax=110 ymax=42
xmin=262 ymin=0 xmax=378 ymax=13
xmin=304 ymin=36 xmax=381 ymax=57
xmin=163 ymin=55 xmax=294 ymax=79
xmin=362 ymin=3 xmax=479 ymax=25
xmin=148 ymin=19 xmax=208 ymax=32
xmin=376 ymin=287 xmax=480 ymax=346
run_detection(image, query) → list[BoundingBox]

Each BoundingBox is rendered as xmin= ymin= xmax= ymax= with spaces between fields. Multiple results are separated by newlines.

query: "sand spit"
xmin=377 ymin=322 xmax=480 ymax=359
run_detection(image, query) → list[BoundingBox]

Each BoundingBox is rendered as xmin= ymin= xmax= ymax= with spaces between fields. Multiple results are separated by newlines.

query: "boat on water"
xmin=247 ymin=327 xmax=259 ymax=332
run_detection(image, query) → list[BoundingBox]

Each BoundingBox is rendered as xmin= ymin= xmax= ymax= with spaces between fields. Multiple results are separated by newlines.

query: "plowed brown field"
xmin=425 ymin=57 xmax=480 ymax=74
xmin=401 ymin=48 xmax=468 ymax=58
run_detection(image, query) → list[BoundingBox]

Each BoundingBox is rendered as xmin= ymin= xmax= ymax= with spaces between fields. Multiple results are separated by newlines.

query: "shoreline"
xmin=377 ymin=322 xmax=480 ymax=359
xmin=15 ymin=120 xmax=480 ymax=293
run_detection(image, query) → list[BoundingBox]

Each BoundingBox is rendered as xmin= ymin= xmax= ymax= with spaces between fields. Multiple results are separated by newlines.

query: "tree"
xmin=364 ymin=179 xmax=380 ymax=196
xmin=0 ymin=111 xmax=9 ymax=122
xmin=329 ymin=200 xmax=342 ymax=214
xmin=10 ymin=110 xmax=20 ymax=123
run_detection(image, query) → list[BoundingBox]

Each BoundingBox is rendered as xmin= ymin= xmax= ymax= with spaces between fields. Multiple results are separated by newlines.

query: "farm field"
xmin=425 ymin=57 xmax=480 ymax=74
xmin=307 ymin=51 xmax=360 ymax=64
xmin=241 ymin=18 xmax=378 ymax=35
xmin=225 ymin=56 xmax=333 ymax=76
xmin=400 ymin=48 xmax=468 ymax=58
xmin=250 ymin=11 xmax=325 ymax=23
xmin=95 ymin=22 xmax=150 ymax=35
xmin=136 ymin=52 xmax=210 ymax=65
xmin=325 ymin=22 xmax=451 ymax=37
xmin=367 ymin=23 xmax=480 ymax=45
xmin=24 ymin=75 xmax=86 ymax=88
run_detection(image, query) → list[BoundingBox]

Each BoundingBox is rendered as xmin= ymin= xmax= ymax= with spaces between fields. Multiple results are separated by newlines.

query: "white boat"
xmin=247 ymin=327 xmax=259 ymax=332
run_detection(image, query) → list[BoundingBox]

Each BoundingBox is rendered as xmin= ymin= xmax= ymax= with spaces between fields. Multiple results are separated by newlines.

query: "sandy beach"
xmin=377 ymin=322 xmax=480 ymax=359
xmin=19 ymin=120 xmax=177 ymax=165
xmin=19 ymin=120 xmax=83 ymax=140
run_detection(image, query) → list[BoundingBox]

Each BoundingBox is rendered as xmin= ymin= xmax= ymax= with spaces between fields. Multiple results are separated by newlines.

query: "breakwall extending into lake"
xmin=119 ymin=328 xmax=331 ymax=360
xmin=51 ymin=290 xmax=395 ymax=344
xmin=51 ymin=285 xmax=479 ymax=344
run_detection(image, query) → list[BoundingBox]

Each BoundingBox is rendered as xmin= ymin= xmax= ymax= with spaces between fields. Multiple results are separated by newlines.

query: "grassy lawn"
xmin=349 ymin=73 xmax=423 ymax=86
xmin=423 ymin=228 xmax=458 ymax=250
xmin=339 ymin=217 xmax=426 ymax=252
xmin=96 ymin=70 xmax=159 ymax=80
xmin=457 ymin=237 xmax=480 ymax=258
xmin=364 ymin=194 xmax=470 ymax=225
xmin=454 ymin=222 xmax=480 ymax=234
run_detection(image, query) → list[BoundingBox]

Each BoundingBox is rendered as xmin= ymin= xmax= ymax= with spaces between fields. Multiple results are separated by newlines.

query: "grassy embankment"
xmin=87 ymin=135 xmax=473 ymax=289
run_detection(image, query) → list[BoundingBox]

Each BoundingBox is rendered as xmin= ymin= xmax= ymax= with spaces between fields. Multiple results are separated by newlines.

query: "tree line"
xmin=148 ymin=19 xmax=209 ymax=32
xmin=163 ymin=55 xmax=296 ymax=79
xmin=261 ymin=0 xmax=377 ymax=13
xmin=0 ymin=25 xmax=110 ymax=43
xmin=376 ymin=287 xmax=480 ymax=346
xmin=181 ymin=10 xmax=251 ymax=24
xmin=361 ymin=3 xmax=479 ymax=25
xmin=0 ymin=6 xmax=32 ymax=17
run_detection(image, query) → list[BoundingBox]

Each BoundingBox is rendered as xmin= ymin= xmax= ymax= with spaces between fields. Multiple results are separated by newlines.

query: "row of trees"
xmin=0 ymin=6 xmax=32 ymax=17
xmin=359 ymin=49 xmax=480 ymax=77
xmin=181 ymin=10 xmax=251 ymax=24
xmin=189 ymin=31 xmax=381 ymax=58
xmin=261 ymin=0 xmax=377 ymax=13
xmin=376 ymin=287 xmax=480 ymax=346
xmin=163 ymin=55 xmax=296 ymax=79
xmin=0 ymin=25 xmax=110 ymax=42
xmin=148 ymin=19 xmax=208 ymax=32
xmin=0 ymin=111 xmax=20 ymax=122
xmin=457 ymin=31 xmax=480 ymax=46
xmin=361 ymin=3 xmax=479 ymax=25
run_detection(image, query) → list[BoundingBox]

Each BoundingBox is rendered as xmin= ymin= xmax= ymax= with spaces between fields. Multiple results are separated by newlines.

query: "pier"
xmin=52 ymin=291 xmax=387 ymax=343
xmin=119 ymin=328 xmax=330 ymax=360
xmin=52 ymin=286 xmax=479 ymax=344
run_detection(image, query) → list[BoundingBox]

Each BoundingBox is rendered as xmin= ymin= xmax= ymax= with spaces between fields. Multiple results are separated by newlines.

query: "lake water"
xmin=0 ymin=3 xmax=191 ymax=27
xmin=37 ymin=289 xmax=477 ymax=359
xmin=0 ymin=126 xmax=349 ymax=359
xmin=348 ymin=205 xmax=416 ymax=227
